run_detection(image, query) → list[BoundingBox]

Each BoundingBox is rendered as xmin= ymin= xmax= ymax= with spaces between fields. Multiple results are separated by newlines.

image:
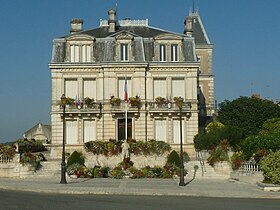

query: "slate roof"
xmin=79 ymin=25 xmax=183 ymax=38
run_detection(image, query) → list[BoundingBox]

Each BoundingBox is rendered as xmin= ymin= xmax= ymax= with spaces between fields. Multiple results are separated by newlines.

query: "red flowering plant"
xmin=0 ymin=145 xmax=16 ymax=160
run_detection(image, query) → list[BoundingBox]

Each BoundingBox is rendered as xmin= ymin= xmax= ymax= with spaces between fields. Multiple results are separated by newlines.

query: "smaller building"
xmin=24 ymin=123 xmax=51 ymax=144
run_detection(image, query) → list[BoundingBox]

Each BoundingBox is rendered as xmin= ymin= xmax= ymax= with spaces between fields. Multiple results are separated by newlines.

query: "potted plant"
xmin=173 ymin=96 xmax=184 ymax=107
xmin=155 ymin=96 xmax=166 ymax=106
xmin=110 ymin=96 xmax=121 ymax=106
xmin=84 ymin=97 xmax=94 ymax=108
xmin=129 ymin=96 xmax=141 ymax=108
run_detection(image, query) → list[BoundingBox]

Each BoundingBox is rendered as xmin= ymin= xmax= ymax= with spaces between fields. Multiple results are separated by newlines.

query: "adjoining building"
xmin=23 ymin=123 xmax=51 ymax=144
xmin=49 ymin=9 xmax=214 ymax=158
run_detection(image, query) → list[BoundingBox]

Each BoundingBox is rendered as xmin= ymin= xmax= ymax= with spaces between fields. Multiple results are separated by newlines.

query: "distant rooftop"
xmin=100 ymin=19 xmax=149 ymax=27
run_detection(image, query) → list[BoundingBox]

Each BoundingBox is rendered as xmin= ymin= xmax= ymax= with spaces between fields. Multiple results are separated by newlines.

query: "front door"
xmin=118 ymin=119 xmax=132 ymax=141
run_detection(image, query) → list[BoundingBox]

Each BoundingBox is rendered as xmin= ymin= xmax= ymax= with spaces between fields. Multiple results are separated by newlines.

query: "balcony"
xmin=148 ymin=102 xmax=192 ymax=116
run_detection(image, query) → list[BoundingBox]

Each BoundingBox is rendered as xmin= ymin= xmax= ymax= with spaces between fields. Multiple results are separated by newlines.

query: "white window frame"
xmin=171 ymin=44 xmax=178 ymax=62
xmin=155 ymin=119 xmax=167 ymax=142
xmin=83 ymin=120 xmax=96 ymax=143
xmin=66 ymin=120 xmax=78 ymax=144
xmin=65 ymin=79 xmax=78 ymax=99
xmin=121 ymin=43 xmax=129 ymax=61
xmin=83 ymin=79 xmax=96 ymax=99
xmin=159 ymin=44 xmax=166 ymax=61
xmin=153 ymin=78 xmax=167 ymax=98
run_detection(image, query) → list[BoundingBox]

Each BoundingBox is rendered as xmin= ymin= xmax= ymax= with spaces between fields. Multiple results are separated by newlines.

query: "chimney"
xmin=108 ymin=8 xmax=116 ymax=33
xmin=184 ymin=16 xmax=193 ymax=36
xmin=70 ymin=18 xmax=83 ymax=34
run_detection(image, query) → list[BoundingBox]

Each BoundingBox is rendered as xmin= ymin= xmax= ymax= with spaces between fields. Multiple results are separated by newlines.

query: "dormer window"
xmin=66 ymin=35 xmax=94 ymax=63
xmin=121 ymin=44 xmax=129 ymax=61
xmin=70 ymin=44 xmax=91 ymax=62
xmin=116 ymin=32 xmax=134 ymax=62
xmin=155 ymin=34 xmax=182 ymax=62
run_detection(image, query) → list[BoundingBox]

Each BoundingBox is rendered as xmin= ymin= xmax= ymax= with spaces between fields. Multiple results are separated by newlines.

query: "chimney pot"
xmin=70 ymin=18 xmax=83 ymax=34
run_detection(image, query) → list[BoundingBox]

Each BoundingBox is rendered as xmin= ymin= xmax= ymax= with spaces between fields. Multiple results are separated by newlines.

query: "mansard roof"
xmin=188 ymin=11 xmax=211 ymax=45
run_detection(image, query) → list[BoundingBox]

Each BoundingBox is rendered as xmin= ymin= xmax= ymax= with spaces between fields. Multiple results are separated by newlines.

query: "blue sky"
xmin=0 ymin=0 xmax=279 ymax=142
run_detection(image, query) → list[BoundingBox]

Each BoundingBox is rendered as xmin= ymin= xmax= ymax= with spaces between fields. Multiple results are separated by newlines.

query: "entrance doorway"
xmin=118 ymin=118 xmax=132 ymax=141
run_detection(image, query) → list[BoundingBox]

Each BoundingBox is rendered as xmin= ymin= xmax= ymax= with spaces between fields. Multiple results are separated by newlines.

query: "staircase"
xmin=34 ymin=159 xmax=61 ymax=177
xmin=186 ymin=161 xmax=230 ymax=179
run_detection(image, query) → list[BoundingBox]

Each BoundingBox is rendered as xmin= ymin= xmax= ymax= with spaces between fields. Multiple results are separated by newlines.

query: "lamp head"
xmin=61 ymin=94 xmax=67 ymax=106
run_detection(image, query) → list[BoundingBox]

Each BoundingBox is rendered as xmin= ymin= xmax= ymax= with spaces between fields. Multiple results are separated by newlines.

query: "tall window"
xmin=66 ymin=121 xmax=78 ymax=144
xmin=172 ymin=78 xmax=185 ymax=98
xmin=70 ymin=45 xmax=80 ymax=62
xmin=155 ymin=120 xmax=167 ymax=142
xmin=159 ymin=44 xmax=166 ymax=61
xmin=83 ymin=79 xmax=96 ymax=99
xmin=173 ymin=120 xmax=185 ymax=144
xmin=118 ymin=78 xmax=131 ymax=100
xmin=82 ymin=45 xmax=91 ymax=62
xmin=154 ymin=79 xmax=167 ymax=98
xmin=84 ymin=120 xmax=96 ymax=143
xmin=121 ymin=44 xmax=128 ymax=61
xmin=65 ymin=79 xmax=78 ymax=98
xmin=171 ymin=44 xmax=178 ymax=62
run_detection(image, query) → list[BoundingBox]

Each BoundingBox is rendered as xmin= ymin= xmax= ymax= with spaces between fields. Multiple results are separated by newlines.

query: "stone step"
xmin=34 ymin=160 xmax=61 ymax=177
xmin=186 ymin=161 xmax=230 ymax=179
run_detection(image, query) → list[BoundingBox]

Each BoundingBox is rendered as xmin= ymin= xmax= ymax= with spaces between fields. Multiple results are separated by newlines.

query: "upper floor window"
xmin=121 ymin=44 xmax=129 ymax=61
xmin=83 ymin=79 xmax=96 ymax=99
xmin=171 ymin=44 xmax=178 ymax=62
xmin=159 ymin=44 xmax=166 ymax=62
xmin=70 ymin=45 xmax=91 ymax=62
xmin=65 ymin=79 xmax=78 ymax=99
xmin=154 ymin=78 xmax=167 ymax=98
xmin=118 ymin=77 xmax=131 ymax=99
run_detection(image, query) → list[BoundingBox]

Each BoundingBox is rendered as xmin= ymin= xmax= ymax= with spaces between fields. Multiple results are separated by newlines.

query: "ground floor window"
xmin=118 ymin=118 xmax=132 ymax=141
xmin=66 ymin=120 xmax=78 ymax=144
xmin=155 ymin=119 xmax=167 ymax=142
xmin=173 ymin=119 xmax=185 ymax=144
xmin=84 ymin=120 xmax=96 ymax=143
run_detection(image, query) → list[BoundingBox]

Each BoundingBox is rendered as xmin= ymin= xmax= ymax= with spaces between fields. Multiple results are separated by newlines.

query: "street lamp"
xmin=178 ymin=98 xmax=185 ymax=186
xmin=60 ymin=94 xmax=67 ymax=184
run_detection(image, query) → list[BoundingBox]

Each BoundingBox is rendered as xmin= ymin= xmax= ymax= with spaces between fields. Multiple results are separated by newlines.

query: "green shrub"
xmin=66 ymin=163 xmax=81 ymax=175
xmin=241 ymin=131 xmax=280 ymax=160
xmin=66 ymin=151 xmax=85 ymax=168
xmin=93 ymin=166 xmax=110 ymax=178
xmin=85 ymin=140 xmax=171 ymax=157
xmin=17 ymin=139 xmax=46 ymax=153
xmin=167 ymin=150 xmax=180 ymax=167
xmin=110 ymin=166 xmax=125 ymax=179
xmin=260 ymin=150 xmax=280 ymax=184
xmin=207 ymin=140 xmax=229 ymax=166
xmin=20 ymin=152 xmax=39 ymax=167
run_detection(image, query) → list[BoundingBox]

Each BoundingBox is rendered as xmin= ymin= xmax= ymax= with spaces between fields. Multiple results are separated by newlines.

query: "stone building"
xmin=49 ymin=9 xmax=214 ymax=158
xmin=24 ymin=123 xmax=51 ymax=144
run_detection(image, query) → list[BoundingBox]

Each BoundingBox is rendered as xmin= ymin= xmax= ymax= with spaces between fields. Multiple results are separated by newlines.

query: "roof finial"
xmin=192 ymin=0 xmax=195 ymax=13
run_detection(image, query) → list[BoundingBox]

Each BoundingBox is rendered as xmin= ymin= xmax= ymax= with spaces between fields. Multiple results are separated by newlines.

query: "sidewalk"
xmin=0 ymin=176 xmax=279 ymax=198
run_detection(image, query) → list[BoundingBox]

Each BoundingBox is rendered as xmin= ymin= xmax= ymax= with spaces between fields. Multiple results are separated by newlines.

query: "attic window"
xmin=159 ymin=44 xmax=166 ymax=62
xmin=70 ymin=44 xmax=91 ymax=62
xmin=121 ymin=44 xmax=129 ymax=61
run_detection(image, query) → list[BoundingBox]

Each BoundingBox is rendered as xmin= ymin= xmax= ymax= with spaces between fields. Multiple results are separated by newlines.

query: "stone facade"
xmin=49 ymin=9 xmax=214 ymax=159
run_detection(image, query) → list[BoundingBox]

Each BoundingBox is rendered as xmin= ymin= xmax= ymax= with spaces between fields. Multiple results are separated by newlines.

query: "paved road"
xmin=0 ymin=189 xmax=280 ymax=210
xmin=0 ymin=177 xmax=279 ymax=198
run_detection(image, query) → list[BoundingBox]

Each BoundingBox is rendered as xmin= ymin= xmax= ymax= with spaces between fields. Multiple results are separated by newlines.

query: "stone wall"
xmin=84 ymin=152 xmax=167 ymax=169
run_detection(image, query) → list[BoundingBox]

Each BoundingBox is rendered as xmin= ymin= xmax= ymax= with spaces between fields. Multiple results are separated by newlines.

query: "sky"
xmin=0 ymin=0 xmax=279 ymax=143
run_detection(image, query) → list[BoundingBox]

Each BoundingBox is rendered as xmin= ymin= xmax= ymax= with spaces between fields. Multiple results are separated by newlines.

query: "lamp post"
xmin=60 ymin=94 xmax=67 ymax=184
xmin=178 ymin=98 xmax=185 ymax=186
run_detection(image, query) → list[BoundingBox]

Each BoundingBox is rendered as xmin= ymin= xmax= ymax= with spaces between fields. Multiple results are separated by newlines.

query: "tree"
xmin=218 ymin=97 xmax=280 ymax=137
xmin=260 ymin=118 xmax=280 ymax=134
xmin=194 ymin=125 xmax=243 ymax=151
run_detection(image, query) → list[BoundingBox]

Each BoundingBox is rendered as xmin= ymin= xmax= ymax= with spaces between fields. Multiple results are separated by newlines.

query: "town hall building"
xmin=49 ymin=9 xmax=214 ymax=158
